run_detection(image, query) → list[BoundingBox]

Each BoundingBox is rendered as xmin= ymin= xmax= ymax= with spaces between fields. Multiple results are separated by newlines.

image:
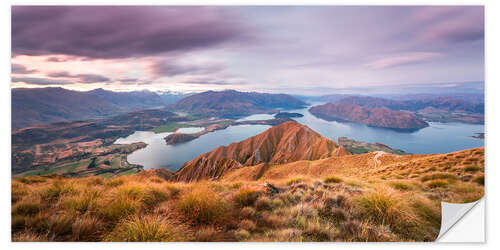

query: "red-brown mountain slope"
xmin=174 ymin=121 xmax=348 ymax=182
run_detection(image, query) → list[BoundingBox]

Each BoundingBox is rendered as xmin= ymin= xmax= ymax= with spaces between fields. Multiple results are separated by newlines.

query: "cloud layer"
xmin=11 ymin=6 xmax=484 ymax=94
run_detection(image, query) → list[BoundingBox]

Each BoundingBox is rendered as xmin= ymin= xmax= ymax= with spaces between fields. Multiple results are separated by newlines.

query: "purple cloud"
xmin=12 ymin=6 xmax=246 ymax=59
xmin=413 ymin=6 xmax=484 ymax=44
xmin=11 ymin=76 xmax=71 ymax=85
xmin=150 ymin=60 xmax=224 ymax=78
xmin=11 ymin=63 xmax=38 ymax=74
xmin=47 ymin=71 xmax=110 ymax=83
xmin=366 ymin=52 xmax=444 ymax=69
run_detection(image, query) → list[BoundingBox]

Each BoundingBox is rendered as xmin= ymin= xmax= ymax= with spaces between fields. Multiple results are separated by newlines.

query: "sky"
xmin=11 ymin=6 xmax=484 ymax=95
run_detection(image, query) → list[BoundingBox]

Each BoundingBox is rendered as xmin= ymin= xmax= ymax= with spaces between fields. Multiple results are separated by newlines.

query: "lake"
xmin=115 ymin=106 xmax=484 ymax=171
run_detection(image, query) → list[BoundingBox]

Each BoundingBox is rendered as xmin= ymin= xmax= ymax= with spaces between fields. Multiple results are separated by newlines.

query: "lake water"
xmin=115 ymin=125 xmax=270 ymax=171
xmin=115 ymin=106 xmax=484 ymax=171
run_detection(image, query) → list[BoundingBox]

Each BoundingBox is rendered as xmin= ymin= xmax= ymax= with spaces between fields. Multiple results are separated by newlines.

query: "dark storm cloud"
xmin=12 ymin=77 xmax=72 ymax=85
xmin=11 ymin=63 xmax=38 ymax=74
xmin=12 ymin=6 xmax=245 ymax=59
xmin=47 ymin=71 xmax=110 ymax=83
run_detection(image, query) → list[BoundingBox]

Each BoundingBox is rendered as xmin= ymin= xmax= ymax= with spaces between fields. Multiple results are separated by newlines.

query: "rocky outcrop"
xmin=174 ymin=121 xmax=349 ymax=182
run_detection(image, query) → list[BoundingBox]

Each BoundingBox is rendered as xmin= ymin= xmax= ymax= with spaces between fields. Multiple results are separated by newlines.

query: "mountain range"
xmin=167 ymin=90 xmax=307 ymax=118
xmin=11 ymin=87 xmax=171 ymax=130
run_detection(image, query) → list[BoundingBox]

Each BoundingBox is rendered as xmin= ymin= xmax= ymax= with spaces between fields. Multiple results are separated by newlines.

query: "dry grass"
xmin=11 ymin=147 xmax=484 ymax=242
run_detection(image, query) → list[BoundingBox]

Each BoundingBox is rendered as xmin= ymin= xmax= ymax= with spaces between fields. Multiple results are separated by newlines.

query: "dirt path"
xmin=373 ymin=151 xmax=387 ymax=168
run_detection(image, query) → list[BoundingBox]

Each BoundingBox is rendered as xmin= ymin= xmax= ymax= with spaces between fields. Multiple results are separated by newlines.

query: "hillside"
xmin=12 ymin=109 xmax=183 ymax=173
xmin=12 ymin=147 xmax=484 ymax=242
xmin=337 ymin=95 xmax=484 ymax=113
xmin=168 ymin=90 xmax=307 ymax=118
xmin=11 ymin=87 xmax=166 ymax=130
xmin=174 ymin=121 xmax=348 ymax=182
xmin=309 ymin=103 xmax=429 ymax=131
xmin=335 ymin=96 xmax=484 ymax=124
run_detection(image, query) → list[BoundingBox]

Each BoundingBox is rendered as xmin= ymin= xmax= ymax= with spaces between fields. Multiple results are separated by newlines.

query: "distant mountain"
xmin=11 ymin=87 xmax=166 ymax=130
xmin=175 ymin=121 xmax=348 ymax=182
xmin=336 ymin=95 xmax=484 ymax=113
xmin=168 ymin=90 xmax=307 ymax=118
xmin=156 ymin=91 xmax=193 ymax=104
xmin=87 ymin=88 xmax=164 ymax=109
xmin=333 ymin=95 xmax=484 ymax=124
xmin=309 ymin=103 xmax=429 ymax=131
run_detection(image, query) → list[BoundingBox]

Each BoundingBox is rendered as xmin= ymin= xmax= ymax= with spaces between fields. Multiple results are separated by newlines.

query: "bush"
xmin=324 ymin=176 xmax=343 ymax=184
xmin=105 ymin=216 xmax=187 ymax=241
xmin=177 ymin=186 xmax=229 ymax=225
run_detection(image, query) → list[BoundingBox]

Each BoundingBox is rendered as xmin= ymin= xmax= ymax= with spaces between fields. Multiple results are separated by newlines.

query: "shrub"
xmin=177 ymin=185 xmax=229 ymax=225
xmin=105 ymin=216 xmax=187 ymax=241
xmin=324 ymin=176 xmax=343 ymax=184
xmin=233 ymin=188 xmax=260 ymax=208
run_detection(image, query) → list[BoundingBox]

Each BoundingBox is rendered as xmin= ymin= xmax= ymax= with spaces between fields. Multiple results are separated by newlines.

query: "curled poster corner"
xmin=436 ymin=198 xmax=484 ymax=241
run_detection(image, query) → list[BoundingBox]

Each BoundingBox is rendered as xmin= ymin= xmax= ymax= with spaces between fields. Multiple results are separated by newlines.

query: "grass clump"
xmin=426 ymin=180 xmax=448 ymax=188
xmin=106 ymin=216 xmax=187 ymax=242
xmin=464 ymin=166 xmax=481 ymax=172
xmin=473 ymin=175 xmax=484 ymax=185
xmin=324 ymin=176 xmax=343 ymax=184
xmin=232 ymin=187 xmax=261 ymax=208
xmin=177 ymin=185 xmax=229 ymax=225
xmin=286 ymin=178 xmax=304 ymax=185
xmin=420 ymin=173 xmax=457 ymax=182
xmin=389 ymin=181 xmax=413 ymax=191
